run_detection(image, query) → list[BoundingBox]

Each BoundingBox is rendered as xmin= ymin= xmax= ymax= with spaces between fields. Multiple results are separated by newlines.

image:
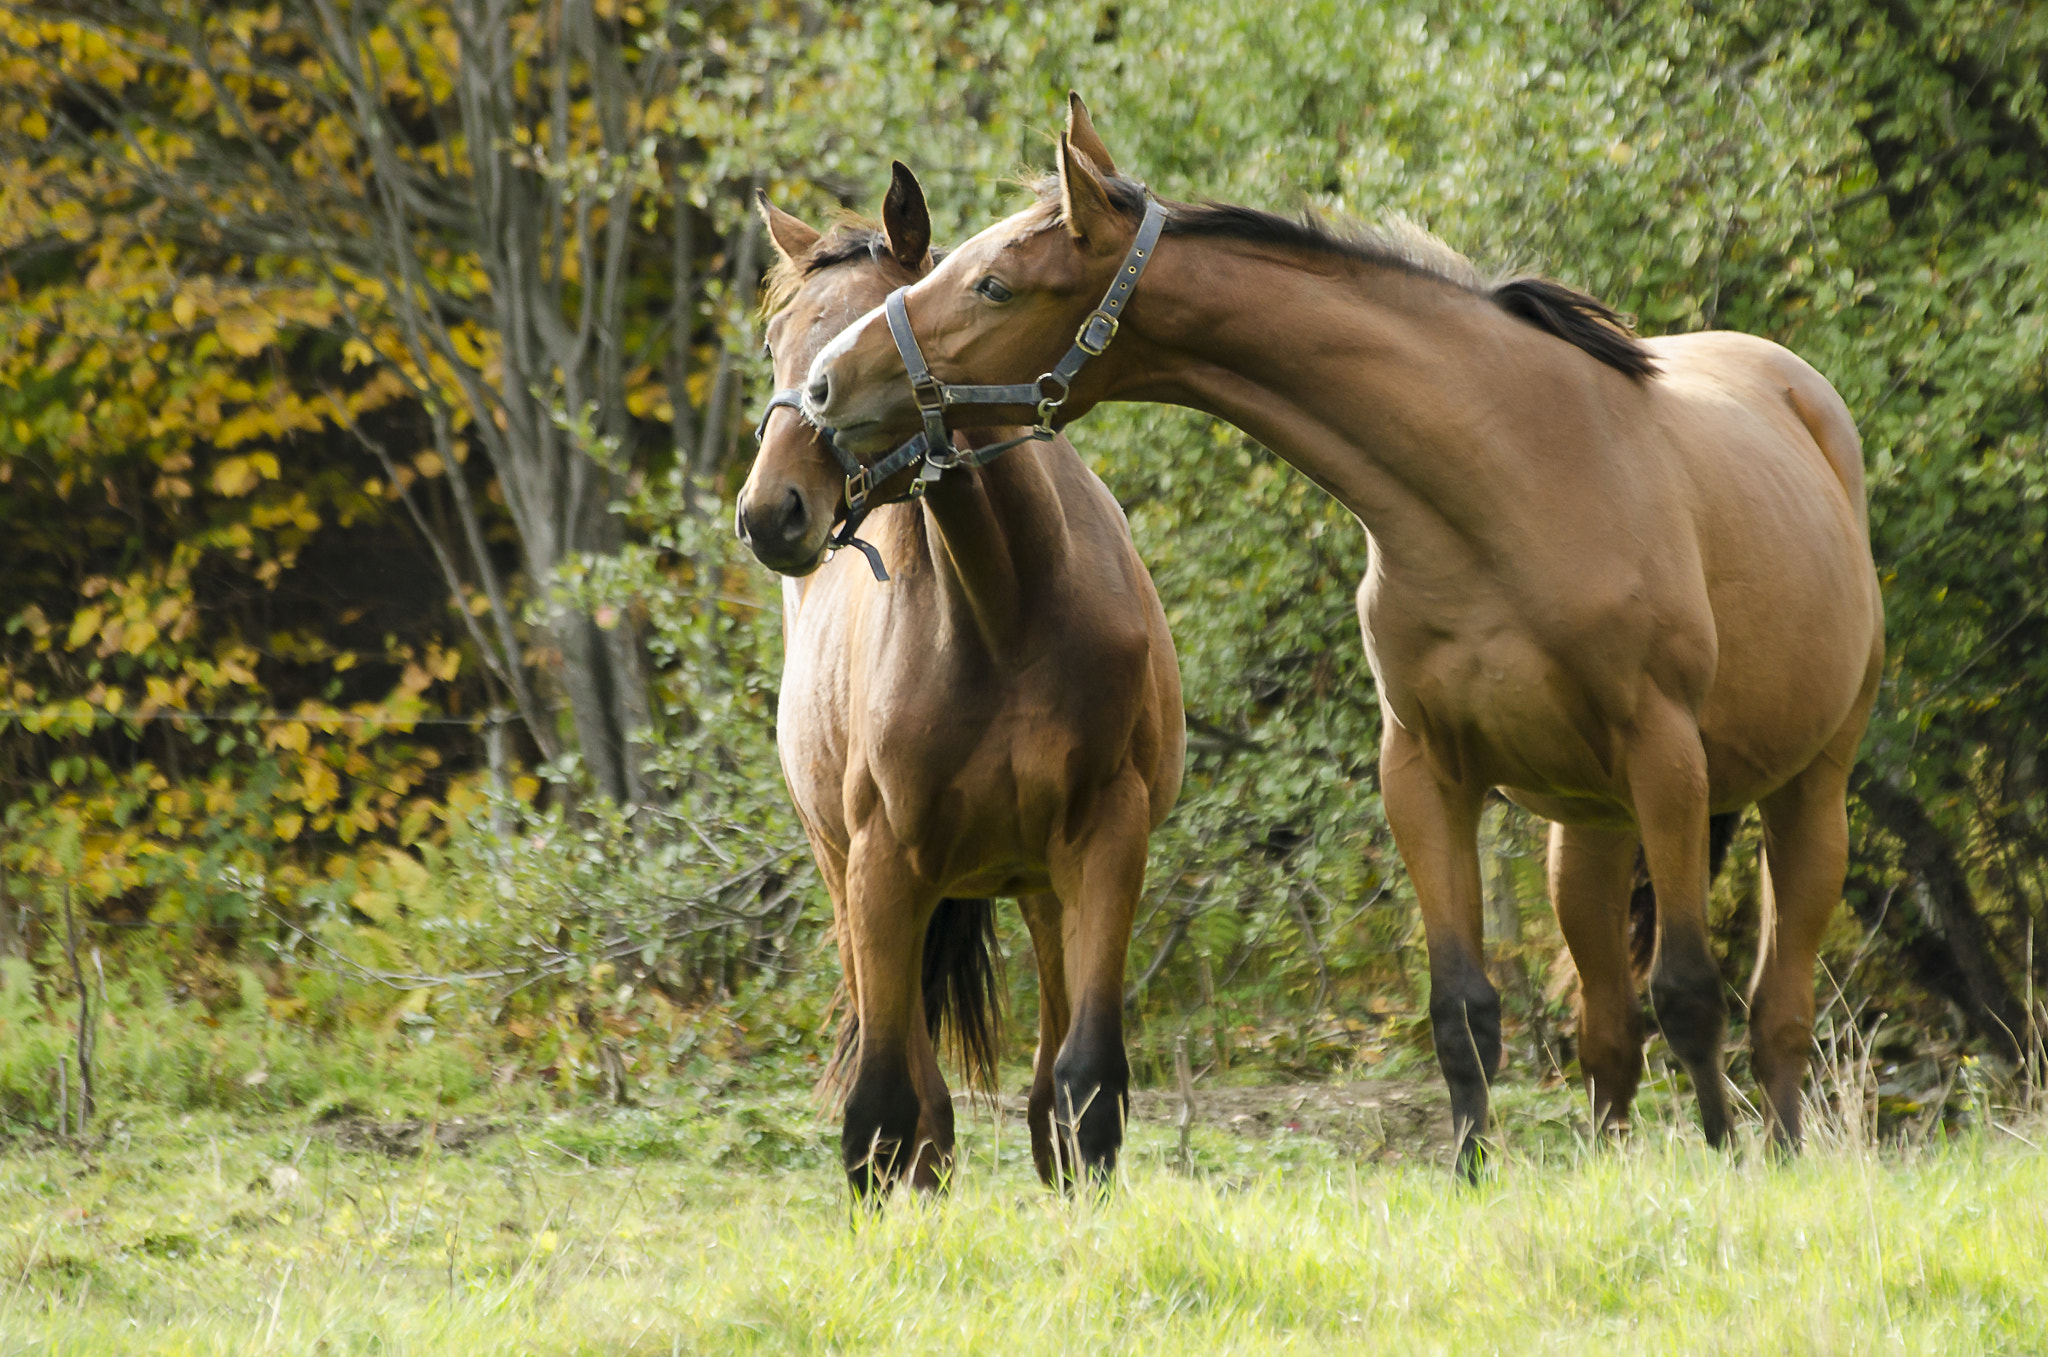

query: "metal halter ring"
xmin=1033 ymin=372 xmax=1072 ymax=426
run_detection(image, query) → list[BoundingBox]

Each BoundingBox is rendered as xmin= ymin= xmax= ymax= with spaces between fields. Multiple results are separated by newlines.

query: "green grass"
xmin=3 ymin=1088 xmax=2045 ymax=1355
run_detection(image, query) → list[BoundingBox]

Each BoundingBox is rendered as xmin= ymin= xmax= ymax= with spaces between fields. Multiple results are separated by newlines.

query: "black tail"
xmin=921 ymin=897 xmax=1003 ymax=1095
xmin=1628 ymin=812 xmax=1742 ymax=980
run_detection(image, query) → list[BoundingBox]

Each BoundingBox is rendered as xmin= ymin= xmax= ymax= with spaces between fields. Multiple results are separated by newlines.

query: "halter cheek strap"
xmin=750 ymin=194 xmax=1166 ymax=584
xmin=881 ymin=194 xmax=1167 ymax=434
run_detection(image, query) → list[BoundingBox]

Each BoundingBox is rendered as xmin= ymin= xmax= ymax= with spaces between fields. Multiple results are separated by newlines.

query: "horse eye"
xmin=974 ymin=276 xmax=1013 ymax=304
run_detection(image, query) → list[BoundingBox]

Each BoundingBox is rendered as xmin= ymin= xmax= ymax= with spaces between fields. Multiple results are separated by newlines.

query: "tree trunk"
xmin=1856 ymin=774 xmax=2027 ymax=1062
xmin=550 ymin=608 xmax=654 ymax=805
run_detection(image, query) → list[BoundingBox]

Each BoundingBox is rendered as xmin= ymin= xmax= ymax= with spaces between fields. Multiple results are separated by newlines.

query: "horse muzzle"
xmin=737 ymin=484 xmax=831 ymax=576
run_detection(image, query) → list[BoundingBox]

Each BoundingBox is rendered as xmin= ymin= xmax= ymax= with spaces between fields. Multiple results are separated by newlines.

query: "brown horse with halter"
xmin=801 ymin=97 xmax=1884 ymax=1174
xmin=737 ymin=163 xmax=1184 ymax=1195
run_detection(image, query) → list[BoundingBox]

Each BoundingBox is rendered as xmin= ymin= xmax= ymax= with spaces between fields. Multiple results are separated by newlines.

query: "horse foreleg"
xmin=840 ymin=843 xmax=941 ymax=1198
xmin=1046 ymin=774 xmax=1150 ymax=1188
xmin=1548 ymin=822 xmax=1644 ymax=1136
xmin=1750 ymin=749 xmax=1855 ymax=1149
xmin=1380 ymin=721 xmax=1496 ymax=1179
xmin=1017 ymin=892 xmax=1073 ymax=1187
xmin=1628 ymin=698 xmax=1731 ymax=1148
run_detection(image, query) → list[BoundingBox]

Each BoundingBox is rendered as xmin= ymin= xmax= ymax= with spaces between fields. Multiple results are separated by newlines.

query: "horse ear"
xmin=1057 ymin=134 xmax=1122 ymax=252
xmin=881 ymin=161 xmax=933 ymax=272
xmin=1065 ymin=92 xmax=1118 ymax=178
xmin=755 ymin=189 xmax=821 ymax=265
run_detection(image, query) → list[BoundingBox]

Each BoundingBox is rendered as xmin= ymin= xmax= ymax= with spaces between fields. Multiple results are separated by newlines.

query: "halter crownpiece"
xmin=754 ymin=193 xmax=1166 ymax=583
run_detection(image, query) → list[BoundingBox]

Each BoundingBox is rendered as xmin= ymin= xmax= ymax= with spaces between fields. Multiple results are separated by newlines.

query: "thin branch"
xmin=321 ymin=389 xmax=557 ymax=758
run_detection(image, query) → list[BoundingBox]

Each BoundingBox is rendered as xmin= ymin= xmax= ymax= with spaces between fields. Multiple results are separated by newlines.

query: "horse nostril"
xmin=781 ymin=486 xmax=807 ymax=534
xmin=806 ymin=372 xmax=830 ymax=409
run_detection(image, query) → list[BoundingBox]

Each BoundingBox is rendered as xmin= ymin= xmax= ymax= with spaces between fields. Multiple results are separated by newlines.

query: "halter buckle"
xmin=845 ymin=465 xmax=874 ymax=511
xmin=909 ymin=372 xmax=946 ymax=413
xmin=1074 ymin=309 xmax=1120 ymax=356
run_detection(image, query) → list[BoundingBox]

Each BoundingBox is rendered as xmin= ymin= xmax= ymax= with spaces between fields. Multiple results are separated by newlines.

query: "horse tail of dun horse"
xmin=1628 ymin=812 xmax=1744 ymax=982
xmin=921 ymin=898 xmax=1004 ymax=1095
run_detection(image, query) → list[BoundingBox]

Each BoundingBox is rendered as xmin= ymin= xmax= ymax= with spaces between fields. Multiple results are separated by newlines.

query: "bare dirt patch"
xmin=979 ymin=1077 xmax=1459 ymax=1164
xmin=318 ymin=1114 xmax=498 ymax=1157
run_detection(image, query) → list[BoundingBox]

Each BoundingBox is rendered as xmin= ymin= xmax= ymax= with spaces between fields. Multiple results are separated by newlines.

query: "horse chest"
xmin=1363 ymin=595 xmax=1640 ymax=796
xmin=781 ymin=640 xmax=1091 ymax=858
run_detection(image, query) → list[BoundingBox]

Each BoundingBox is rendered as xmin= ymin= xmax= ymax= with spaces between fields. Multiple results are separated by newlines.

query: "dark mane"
xmin=1034 ymin=173 xmax=1658 ymax=381
xmin=803 ymin=228 xmax=887 ymax=275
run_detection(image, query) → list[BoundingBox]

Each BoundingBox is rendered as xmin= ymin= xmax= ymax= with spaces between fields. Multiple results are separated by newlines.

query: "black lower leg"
xmin=1051 ymin=1006 xmax=1130 ymax=1188
xmin=1429 ymin=966 xmax=1502 ymax=1181
xmin=842 ymin=1053 xmax=921 ymax=1198
xmin=1026 ymin=1077 xmax=1058 ymax=1185
xmin=1651 ymin=944 xmax=1731 ymax=1147
xmin=1748 ymin=996 xmax=1810 ymax=1152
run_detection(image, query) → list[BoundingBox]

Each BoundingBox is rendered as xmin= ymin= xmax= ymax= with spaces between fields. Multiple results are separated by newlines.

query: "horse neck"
xmin=904 ymin=436 xmax=1069 ymax=656
xmin=1115 ymin=241 xmax=1608 ymax=578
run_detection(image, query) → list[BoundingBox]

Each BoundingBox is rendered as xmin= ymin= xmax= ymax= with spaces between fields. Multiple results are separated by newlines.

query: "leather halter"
xmin=883 ymin=194 xmax=1167 ymax=460
xmin=751 ymin=194 xmax=1166 ymax=582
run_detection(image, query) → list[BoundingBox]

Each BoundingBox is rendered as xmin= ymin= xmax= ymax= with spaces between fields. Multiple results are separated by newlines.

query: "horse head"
xmin=737 ymin=162 xmax=937 ymax=575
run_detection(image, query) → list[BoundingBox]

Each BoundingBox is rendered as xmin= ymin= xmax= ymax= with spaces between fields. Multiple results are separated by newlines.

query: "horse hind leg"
xmin=907 ymin=898 xmax=1002 ymax=1190
xmin=1548 ymin=823 xmax=1644 ymax=1135
xmin=1017 ymin=892 xmax=1073 ymax=1187
xmin=904 ymin=1008 xmax=955 ymax=1191
xmin=1749 ymin=753 xmax=1854 ymax=1149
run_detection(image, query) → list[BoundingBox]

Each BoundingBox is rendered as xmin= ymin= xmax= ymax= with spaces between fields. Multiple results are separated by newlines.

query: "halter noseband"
xmin=751 ymin=194 xmax=1167 ymax=583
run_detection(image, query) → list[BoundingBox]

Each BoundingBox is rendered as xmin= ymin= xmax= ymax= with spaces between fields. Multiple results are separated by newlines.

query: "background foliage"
xmin=0 ymin=0 xmax=2042 ymax=1121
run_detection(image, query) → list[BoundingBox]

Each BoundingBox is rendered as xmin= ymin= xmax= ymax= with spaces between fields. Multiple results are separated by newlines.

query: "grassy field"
xmin=3 ymin=1075 xmax=2045 ymax=1356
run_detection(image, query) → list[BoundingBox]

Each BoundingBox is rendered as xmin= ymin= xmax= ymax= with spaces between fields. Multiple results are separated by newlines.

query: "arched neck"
xmin=1097 ymin=237 xmax=1624 ymax=577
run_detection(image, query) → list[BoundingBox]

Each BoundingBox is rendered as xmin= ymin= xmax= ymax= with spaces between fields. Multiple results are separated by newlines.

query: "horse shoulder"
xmin=775 ymin=561 xmax=875 ymax=850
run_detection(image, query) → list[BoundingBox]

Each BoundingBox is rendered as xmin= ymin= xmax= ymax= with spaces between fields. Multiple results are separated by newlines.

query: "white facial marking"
xmin=804 ymin=302 xmax=889 ymax=421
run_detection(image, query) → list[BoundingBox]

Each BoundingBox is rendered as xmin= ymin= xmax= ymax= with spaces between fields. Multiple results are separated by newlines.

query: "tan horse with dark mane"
xmin=737 ymin=163 xmax=1183 ymax=1194
xmin=803 ymin=98 xmax=1884 ymax=1173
